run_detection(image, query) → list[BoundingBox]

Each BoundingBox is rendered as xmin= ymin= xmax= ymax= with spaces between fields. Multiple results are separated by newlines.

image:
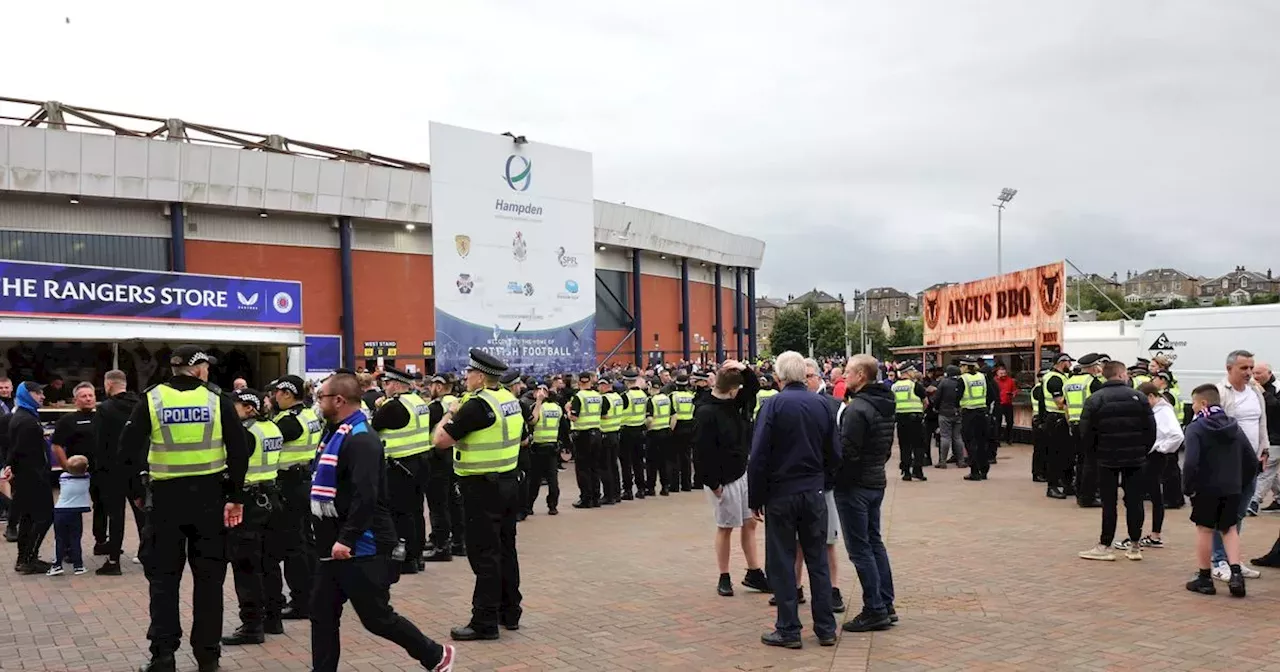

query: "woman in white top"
xmin=1119 ymin=382 xmax=1184 ymax=549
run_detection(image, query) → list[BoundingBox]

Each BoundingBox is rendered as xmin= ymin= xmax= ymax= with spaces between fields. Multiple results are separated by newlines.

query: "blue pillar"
xmin=632 ymin=251 xmax=644 ymax=368
xmin=680 ymin=257 xmax=691 ymax=362
xmin=338 ymin=217 xmax=356 ymax=369
xmin=747 ymin=268 xmax=758 ymax=361
xmin=734 ymin=267 xmax=744 ymax=359
xmin=168 ymin=202 xmax=186 ymax=272
xmin=714 ymin=265 xmax=724 ymax=363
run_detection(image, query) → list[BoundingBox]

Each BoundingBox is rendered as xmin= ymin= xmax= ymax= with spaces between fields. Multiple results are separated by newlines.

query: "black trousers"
xmin=228 ymin=489 xmax=277 ymax=629
xmin=458 ymin=474 xmax=522 ymax=631
xmin=267 ymin=469 xmax=314 ymax=614
xmin=90 ymin=472 xmax=108 ymax=546
xmin=1045 ymin=415 xmax=1073 ymax=490
xmin=310 ymin=556 xmax=443 ymax=672
xmin=1162 ymin=450 xmax=1186 ymax=509
xmin=961 ymin=409 xmax=989 ymax=476
xmin=645 ymin=431 xmax=672 ymax=492
xmin=896 ymin=414 xmax=926 ymax=475
xmin=671 ymin=427 xmax=695 ymax=490
xmin=425 ymin=454 xmax=465 ymax=550
xmin=1073 ymin=426 xmax=1099 ymax=504
xmin=527 ymin=443 xmax=560 ymax=511
xmin=924 ymin=415 xmax=939 ymax=465
xmin=1031 ymin=417 xmax=1046 ymax=480
xmin=1098 ymin=465 xmax=1145 ymax=546
xmin=517 ymin=445 xmax=532 ymax=514
xmin=572 ymin=430 xmax=601 ymax=505
xmin=141 ymin=475 xmax=228 ymax=661
xmin=619 ymin=427 xmax=646 ymax=495
xmin=1143 ymin=452 xmax=1167 ymax=534
xmin=996 ymin=403 xmax=1015 ymax=443
xmin=97 ymin=472 xmax=147 ymax=561
xmin=12 ymin=475 xmax=52 ymax=566
xmin=599 ymin=432 xmax=621 ymax=501
xmin=387 ymin=454 xmax=427 ymax=564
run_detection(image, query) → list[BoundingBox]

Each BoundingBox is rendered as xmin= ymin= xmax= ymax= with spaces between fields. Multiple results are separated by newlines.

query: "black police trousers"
xmin=619 ymin=426 xmax=646 ymax=496
xmin=310 ymin=555 xmax=444 ymax=672
xmin=517 ymin=444 xmax=532 ymax=515
xmin=1031 ymin=416 xmax=1047 ymax=480
xmin=572 ymin=430 xmax=601 ymax=505
xmin=458 ymin=473 xmax=523 ymax=632
xmin=961 ymin=409 xmax=989 ymax=476
xmin=140 ymin=474 xmax=228 ymax=661
xmin=387 ymin=453 xmax=427 ymax=567
xmin=1073 ymin=425 xmax=1100 ymax=505
xmin=897 ymin=414 xmax=927 ymax=476
xmin=228 ymin=488 xmax=279 ymax=630
xmin=425 ymin=452 xmax=466 ymax=551
xmin=599 ymin=431 xmax=621 ymax=502
xmin=267 ymin=469 xmax=314 ymax=614
xmin=1045 ymin=415 xmax=1074 ymax=490
xmin=527 ymin=443 xmax=560 ymax=511
xmin=645 ymin=430 xmax=673 ymax=493
xmin=670 ymin=426 xmax=695 ymax=490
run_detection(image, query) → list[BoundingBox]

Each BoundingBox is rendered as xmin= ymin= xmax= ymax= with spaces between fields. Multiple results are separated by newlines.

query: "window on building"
xmin=1241 ymin=277 xmax=1248 ymax=288
xmin=0 ymin=230 xmax=168 ymax=271
xmin=1161 ymin=283 xmax=1168 ymax=292
xmin=1223 ymin=278 xmax=1230 ymax=289
xmin=595 ymin=270 xmax=631 ymax=330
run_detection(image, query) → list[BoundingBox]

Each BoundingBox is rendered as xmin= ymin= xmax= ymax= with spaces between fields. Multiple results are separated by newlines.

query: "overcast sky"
xmin=6 ymin=1 xmax=1279 ymax=300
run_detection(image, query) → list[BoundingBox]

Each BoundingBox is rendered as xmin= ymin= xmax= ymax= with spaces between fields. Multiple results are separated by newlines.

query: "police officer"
xmin=222 ymin=388 xmax=284 ymax=646
xmin=267 ymin=375 xmax=319 ymax=621
xmin=1031 ymin=367 xmax=1049 ymax=484
xmin=753 ymin=375 xmax=778 ymax=422
xmin=892 ymin=364 xmax=929 ymax=481
xmin=371 ymin=366 xmax=433 ymax=574
xmin=597 ymin=377 xmax=624 ymax=505
xmin=670 ymin=375 xmax=697 ymax=492
xmin=1065 ymin=353 xmax=1107 ymax=507
xmin=1130 ymin=358 xmax=1152 ymax=389
xmin=618 ymin=370 xmax=648 ymax=500
xmin=527 ymin=382 xmax=564 ymax=514
xmin=424 ymin=375 xmax=465 ymax=562
xmin=568 ymin=372 xmax=606 ymax=509
xmin=959 ymin=357 xmax=990 ymax=481
xmin=431 ymin=349 xmax=525 ymax=640
xmin=646 ymin=382 xmax=675 ymax=496
xmin=499 ymin=371 xmax=536 ymax=521
xmin=118 ymin=346 xmax=248 ymax=672
xmin=1042 ymin=354 xmax=1074 ymax=499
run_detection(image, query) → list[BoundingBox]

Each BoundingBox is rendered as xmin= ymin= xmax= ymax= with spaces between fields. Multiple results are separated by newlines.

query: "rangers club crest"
xmin=455 ymin=235 xmax=471 ymax=259
xmin=1038 ymin=266 xmax=1064 ymax=317
xmin=512 ymin=232 xmax=528 ymax=262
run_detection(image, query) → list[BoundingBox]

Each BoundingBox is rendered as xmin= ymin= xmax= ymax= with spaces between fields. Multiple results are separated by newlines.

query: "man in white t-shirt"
xmin=1212 ymin=349 xmax=1269 ymax=581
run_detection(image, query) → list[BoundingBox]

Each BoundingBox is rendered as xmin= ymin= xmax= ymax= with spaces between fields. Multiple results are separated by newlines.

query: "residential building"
xmin=1122 ymin=268 xmax=1199 ymax=303
xmin=852 ymin=287 xmax=914 ymax=323
xmin=915 ymin=282 xmax=958 ymax=311
xmin=754 ymin=296 xmax=788 ymax=354
xmin=786 ymin=289 xmax=845 ymax=311
xmin=1199 ymin=266 xmax=1280 ymax=304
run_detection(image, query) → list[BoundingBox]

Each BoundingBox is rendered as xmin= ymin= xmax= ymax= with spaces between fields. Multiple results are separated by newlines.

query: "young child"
xmin=48 ymin=454 xmax=91 ymax=576
xmin=1182 ymin=384 xmax=1259 ymax=597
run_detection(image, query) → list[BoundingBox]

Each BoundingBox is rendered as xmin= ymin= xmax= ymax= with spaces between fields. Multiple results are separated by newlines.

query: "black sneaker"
xmin=741 ymin=568 xmax=771 ymax=593
xmin=760 ymin=631 xmax=802 ymax=649
xmin=818 ymin=632 xmax=837 ymax=647
xmin=963 ymin=474 xmax=983 ymax=481
xmin=548 ymin=507 xmax=559 ymax=516
xmin=912 ymin=471 xmax=927 ymax=482
xmin=717 ymin=573 xmax=734 ymax=597
xmin=1186 ymin=573 xmax=1216 ymax=595
xmin=842 ymin=610 xmax=891 ymax=632
xmin=221 ymin=626 xmax=265 ymax=646
xmin=902 ymin=472 xmax=912 ymax=482
xmin=887 ymin=604 xmax=899 ymax=624
xmin=263 ymin=618 xmax=284 ymax=635
xmin=659 ymin=489 xmax=670 ymax=496
xmin=19 ymin=560 xmax=52 ymax=575
xmin=1228 ymin=570 xmax=1246 ymax=598
xmin=621 ymin=492 xmax=634 ymax=501
xmin=572 ymin=500 xmax=591 ymax=509
xmin=769 ymin=586 xmax=805 ymax=606
xmin=1247 ymin=501 xmax=1260 ymax=517
xmin=832 ymin=588 xmax=846 ymax=614
xmin=96 ymin=561 xmax=122 ymax=576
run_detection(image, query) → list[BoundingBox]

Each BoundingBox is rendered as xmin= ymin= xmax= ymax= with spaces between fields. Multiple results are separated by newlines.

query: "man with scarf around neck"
xmin=309 ymin=369 xmax=455 ymax=672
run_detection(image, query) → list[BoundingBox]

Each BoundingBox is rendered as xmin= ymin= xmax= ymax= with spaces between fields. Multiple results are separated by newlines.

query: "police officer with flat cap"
xmin=431 ymin=349 xmax=525 ymax=640
xmin=670 ymin=374 xmax=697 ymax=492
xmin=1065 ymin=353 xmax=1107 ymax=507
xmin=618 ymin=370 xmax=648 ymax=499
xmin=1030 ymin=367 xmax=1050 ymax=484
xmin=596 ymin=377 xmax=625 ymax=505
xmin=568 ymin=371 xmax=607 ymax=509
xmin=499 ymin=370 xmax=536 ymax=521
xmin=267 ymin=375 xmax=320 ymax=621
xmin=118 ymin=345 xmax=249 ymax=672
xmin=371 ymin=365 xmax=434 ymax=574
xmin=958 ymin=357 xmax=990 ymax=481
xmin=424 ymin=375 xmax=465 ymax=561
xmin=892 ymin=363 xmax=930 ymax=481
xmin=1041 ymin=353 xmax=1075 ymax=499
xmin=222 ymin=388 xmax=284 ymax=647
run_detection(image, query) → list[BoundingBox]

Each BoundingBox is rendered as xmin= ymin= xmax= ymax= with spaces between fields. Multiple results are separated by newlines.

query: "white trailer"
xmin=1139 ymin=304 xmax=1280 ymax=393
xmin=1063 ymin=320 xmax=1142 ymax=365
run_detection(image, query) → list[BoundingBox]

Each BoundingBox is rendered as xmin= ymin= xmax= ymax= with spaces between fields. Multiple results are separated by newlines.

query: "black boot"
xmin=1046 ymin=486 xmax=1067 ymax=500
xmin=221 ymin=625 xmax=265 ymax=646
xmin=138 ymin=653 xmax=178 ymax=672
xmin=1251 ymin=538 xmax=1280 ymax=567
xmin=263 ymin=616 xmax=284 ymax=635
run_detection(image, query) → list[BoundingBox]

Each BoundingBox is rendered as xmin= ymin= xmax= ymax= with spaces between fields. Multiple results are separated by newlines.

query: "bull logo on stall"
xmin=455 ymin=235 xmax=471 ymax=259
xmin=1038 ymin=266 xmax=1063 ymax=317
xmin=923 ymin=294 xmax=941 ymax=330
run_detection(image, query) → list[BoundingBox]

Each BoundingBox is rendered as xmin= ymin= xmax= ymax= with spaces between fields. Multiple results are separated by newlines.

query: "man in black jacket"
xmin=832 ymin=354 xmax=898 ymax=632
xmin=93 ymin=369 xmax=143 ymax=575
xmin=7 ymin=381 xmax=52 ymax=574
xmin=692 ymin=361 xmax=767 ymax=598
xmin=932 ymin=366 xmax=965 ymax=468
xmin=1248 ymin=363 xmax=1280 ymax=515
xmin=1077 ymin=361 xmax=1156 ymax=562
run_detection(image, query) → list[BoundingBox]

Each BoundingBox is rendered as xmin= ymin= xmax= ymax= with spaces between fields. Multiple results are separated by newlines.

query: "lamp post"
xmin=840 ymin=292 xmax=850 ymax=358
xmin=993 ymin=187 xmax=1017 ymax=275
xmin=806 ymin=306 xmax=814 ymax=358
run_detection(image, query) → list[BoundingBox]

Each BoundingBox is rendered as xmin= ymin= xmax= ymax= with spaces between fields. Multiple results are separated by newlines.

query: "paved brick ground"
xmin=3 ymin=444 xmax=1280 ymax=671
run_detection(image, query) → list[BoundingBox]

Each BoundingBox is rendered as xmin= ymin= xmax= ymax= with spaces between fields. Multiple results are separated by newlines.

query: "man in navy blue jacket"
xmin=748 ymin=352 xmax=840 ymax=649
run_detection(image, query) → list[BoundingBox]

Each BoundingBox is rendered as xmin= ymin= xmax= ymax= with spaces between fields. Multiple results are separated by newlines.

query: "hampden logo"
xmin=556 ymin=246 xmax=579 ymax=267
xmin=272 ymin=292 xmax=293 ymax=314
xmin=455 ymin=235 xmax=471 ymax=259
xmin=512 ymin=232 xmax=528 ymax=262
xmin=504 ymin=154 xmax=532 ymax=192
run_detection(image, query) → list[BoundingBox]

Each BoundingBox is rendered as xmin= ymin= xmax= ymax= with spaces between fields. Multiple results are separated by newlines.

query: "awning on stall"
xmin=891 ymin=340 xmax=1035 ymax=354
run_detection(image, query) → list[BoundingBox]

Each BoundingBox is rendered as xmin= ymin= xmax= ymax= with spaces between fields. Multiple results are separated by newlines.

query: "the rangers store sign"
xmin=921 ymin=261 xmax=1066 ymax=347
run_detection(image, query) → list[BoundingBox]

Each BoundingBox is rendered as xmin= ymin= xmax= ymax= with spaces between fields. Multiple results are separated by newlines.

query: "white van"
xmin=1063 ymin=320 xmax=1142 ymax=366
xmin=1139 ymin=304 xmax=1280 ymax=394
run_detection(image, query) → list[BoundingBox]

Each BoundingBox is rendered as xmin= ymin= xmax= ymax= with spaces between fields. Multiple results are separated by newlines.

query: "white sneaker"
xmin=131 ymin=555 xmax=140 ymax=565
xmin=1212 ymin=561 xmax=1231 ymax=582
xmin=46 ymin=564 xmax=64 ymax=576
xmin=1079 ymin=544 xmax=1116 ymax=561
xmin=1240 ymin=563 xmax=1261 ymax=579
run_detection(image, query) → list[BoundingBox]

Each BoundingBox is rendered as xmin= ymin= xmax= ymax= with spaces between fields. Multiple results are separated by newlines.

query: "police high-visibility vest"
xmin=754 ymin=389 xmax=778 ymax=420
xmin=534 ymin=401 xmax=562 ymax=444
xmin=601 ymin=392 xmax=623 ymax=433
xmin=571 ymin=390 xmax=603 ymax=431
xmin=274 ymin=405 xmax=322 ymax=468
xmin=146 ymin=384 xmax=226 ymax=481
xmin=360 ymin=399 xmax=372 ymax=419
xmin=623 ymin=389 xmax=648 ymax=427
xmin=892 ymin=381 xmax=923 ymax=414
xmin=650 ymin=393 xmax=673 ymax=426
xmin=382 ymin=392 xmax=432 ymax=459
xmin=1042 ymin=371 xmax=1067 ymax=414
xmin=673 ymin=390 xmax=695 ymax=422
xmin=1131 ymin=374 xmax=1152 ymax=389
xmin=960 ymin=373 xmax=987 ymax=410
xmin=245 ymin=419 xmax=283 ymax=484
xmin=454 ymin=389 xmax=522 ymax=476
xmin=1064 ymin=374 xmax=1097 ymax=424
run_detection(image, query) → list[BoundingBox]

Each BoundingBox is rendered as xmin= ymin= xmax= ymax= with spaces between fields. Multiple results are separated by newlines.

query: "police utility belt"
xmin=243 ymin=481 xmax=276 ymax=510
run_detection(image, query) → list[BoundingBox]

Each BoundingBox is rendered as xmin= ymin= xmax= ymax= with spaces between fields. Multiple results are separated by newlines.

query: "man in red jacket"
xmin=994 ymin=366 xmax=1018 ymax=446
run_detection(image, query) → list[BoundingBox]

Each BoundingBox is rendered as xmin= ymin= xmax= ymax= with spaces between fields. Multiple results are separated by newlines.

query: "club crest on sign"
xmin=455 ymin=235 xmax=471 ymax=259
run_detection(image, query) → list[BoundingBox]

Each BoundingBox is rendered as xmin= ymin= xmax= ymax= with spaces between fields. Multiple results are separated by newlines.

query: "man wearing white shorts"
xmin=695 ymin=361 xmax=770 ymax=596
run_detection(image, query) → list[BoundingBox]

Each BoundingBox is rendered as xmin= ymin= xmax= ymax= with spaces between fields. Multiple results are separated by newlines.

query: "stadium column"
xmin=747 ymin=268 xmax=758 ymax=362
xmin=714 ymin=265 xmax=724 ymax=363
xmin=734 ymin=267 xmax=744 ymax=359
xmin=168 ymin=202 xmax=186 ymax=272
xmin=339 ymin=216 xmax=356 ymax=369
xmin=632 ymin=250 xmax=644 ymax=368
xmin=680 ymin=257 xmax=691 ymax=362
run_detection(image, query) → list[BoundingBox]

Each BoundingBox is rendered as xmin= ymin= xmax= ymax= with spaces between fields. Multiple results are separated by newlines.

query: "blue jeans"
xmin=833 ymin=486 xmax=895 ymax=614
xmin=764 ymin=490 xmax=836 ymax=640
xmin=53 ymin=509 xmax=84 ymax=568
xmin=1212 ymin=475 xmax=1257 ymax=564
